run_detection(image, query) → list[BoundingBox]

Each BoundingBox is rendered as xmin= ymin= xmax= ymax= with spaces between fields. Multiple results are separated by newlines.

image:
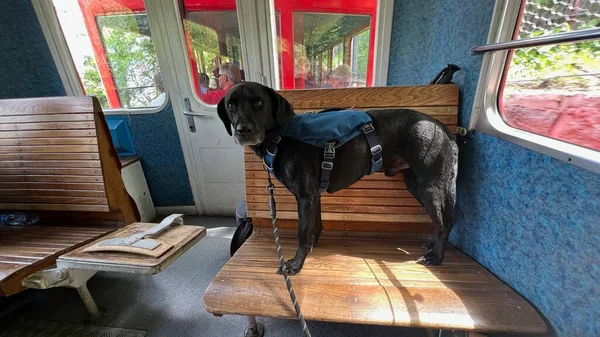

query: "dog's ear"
xmin=217 ymin=97 xmax=232 ymax=136
xmin=268 ymin=87 xmax=294 ymax=130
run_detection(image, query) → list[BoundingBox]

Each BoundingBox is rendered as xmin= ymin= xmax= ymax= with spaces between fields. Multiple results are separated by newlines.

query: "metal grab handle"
xmin=471 ymin=27 xmax=600 ymax=55
xmin=183 ymin=110 xmax=206 ymax=117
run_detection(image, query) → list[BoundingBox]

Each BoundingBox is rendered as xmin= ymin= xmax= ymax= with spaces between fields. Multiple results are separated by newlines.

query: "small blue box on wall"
xmin=105 ymin=116 xmax=136 ymax=157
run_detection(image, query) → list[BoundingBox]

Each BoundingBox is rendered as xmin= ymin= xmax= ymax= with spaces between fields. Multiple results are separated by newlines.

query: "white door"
xmin=145 ymin=0 xmax=278 ymax=215
xmin=145 ymin=0 xmax=392 ymax=215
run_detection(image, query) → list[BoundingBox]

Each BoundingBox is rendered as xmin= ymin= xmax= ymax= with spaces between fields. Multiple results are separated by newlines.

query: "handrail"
xmin=471 ymin=28 xmax=600 ymax=55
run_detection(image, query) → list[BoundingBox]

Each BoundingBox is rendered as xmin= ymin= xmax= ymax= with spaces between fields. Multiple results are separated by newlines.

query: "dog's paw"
xmin=417 ymin=251 xmax=443 ymax=266
xmin=422 ymin=240 xmax=435 ymax=251
xmin=276 ymin=259 xmax=304 ymax=276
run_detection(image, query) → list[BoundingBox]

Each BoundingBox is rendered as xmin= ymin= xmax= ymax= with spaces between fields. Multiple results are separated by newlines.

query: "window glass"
xmin=501 ymin=0 xmax=600 ymax=151
xmin=182 ymin=3 xmax=244 ymax=105
xmin=52 ymin=0 xmax=164 ymax=109
xmin=274 ymin=0 xmax=377 ymax=90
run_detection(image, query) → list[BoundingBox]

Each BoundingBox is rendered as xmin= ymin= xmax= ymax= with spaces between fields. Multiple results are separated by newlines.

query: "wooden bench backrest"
xmin=244 ymin=85 xmax=459 ymax=232
xmin=0 ymin=96 xmax=138 ymax=226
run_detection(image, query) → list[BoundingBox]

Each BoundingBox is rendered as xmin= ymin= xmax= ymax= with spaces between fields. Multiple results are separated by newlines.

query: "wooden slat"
xmin=0 ymin=122 xmax=95 ymax=131
xmin=247 ymin=195 xmax=420 ymax=206
xmin=0 ymin=203 xmax=109 ymax=212
xmin=294 ymin=106 xmax=458 ymax=117
xmin=246 ymin=170 xmax=403 ymax=181
xmin=0 ymin=96 xmax=94 ymax=116
xmin=0 ymin=138 xmax=97 ymax=146
xmin=0 ymin=168 xmax=102 ymax=176
xmin=0 ymin=129 xmax=96 ymax=139
xmin=248 ymin=203 xmax=427 ymax=215
xmin=252 ymin=219 xmax=433 ymax=233
xmin=0 ymin=145 xmax=98 ymax=153
xmin=0 ymin=113 xmax=94 ymax=124
xmin=0 ymin=182 xmax=105 ymax=190
xmin=0 ymin=153 xmax=100 ymax=161
xmin=0 ymin=189 xmax=106 ymax=198
xmin=0 ymin=196 xmax=108 ymax=205
xmin=248 ymin=211 xmax=431 ymax=223
xmin=246 ymin=179 xmax=406 ymax=190
xmin=246 ymin=187 xmax=413 ymax=198
xmin=204 ymin=233 xmax=547 ymax=334
xmin=0 ymin=225 xmax=114 ymax=296
xmin=0 ymin=175 xmax=103 ymax=183
xmin=0 ymin=160 xmax=101 ymax=168
xmin=277 ymin=85 xmax=459 ymax=109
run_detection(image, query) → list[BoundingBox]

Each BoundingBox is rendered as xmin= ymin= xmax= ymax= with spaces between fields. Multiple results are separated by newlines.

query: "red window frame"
xmin=76 ymin=0 xmax=378 ymax=108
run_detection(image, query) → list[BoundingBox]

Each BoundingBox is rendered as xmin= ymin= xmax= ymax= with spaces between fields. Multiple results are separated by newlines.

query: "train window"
xmin=471 ymin=0 xmax=600 ymax=172
xmin=274 ymin=1 xmax=378 ymax=90
xmin=181 ymin=2 xmax=244 ymax=105
xmin=500 ymin=0 xmax=600 ymax=152
xmin=51 ymin=0 xmax=165 ymax=110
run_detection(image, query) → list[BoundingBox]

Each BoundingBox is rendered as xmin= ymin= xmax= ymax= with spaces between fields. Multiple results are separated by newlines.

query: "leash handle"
xmin=266 ymin=172 xmax=312 ymax=337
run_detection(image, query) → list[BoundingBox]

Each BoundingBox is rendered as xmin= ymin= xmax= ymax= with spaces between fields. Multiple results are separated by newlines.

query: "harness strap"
xmin=362 ymin=123 xmax=383 ymax=174
xmin=319 ymin=140 xmax=336 ymax=193
xmin=263 ymin=135 xmax=281 ymax=173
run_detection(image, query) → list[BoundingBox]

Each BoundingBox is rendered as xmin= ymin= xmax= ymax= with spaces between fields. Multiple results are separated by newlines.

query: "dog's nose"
xmin=236 ymin=125 xmax=254 ymax=136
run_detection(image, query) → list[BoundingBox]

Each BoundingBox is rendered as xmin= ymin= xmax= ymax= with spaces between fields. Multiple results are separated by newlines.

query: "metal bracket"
xmin=22 ymin=268 xmax=104 ymax=321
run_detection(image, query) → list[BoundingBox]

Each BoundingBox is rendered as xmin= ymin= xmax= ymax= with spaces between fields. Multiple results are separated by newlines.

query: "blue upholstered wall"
xmin=0 ymin=1 xmax=65 ymax=98
xmin=388 ymin=1 xmax=600 ymax=336
xmin=115 ymin=107 xmax=194 ymax=207
xmin=0 ymin=0 xmax=194 ymax=207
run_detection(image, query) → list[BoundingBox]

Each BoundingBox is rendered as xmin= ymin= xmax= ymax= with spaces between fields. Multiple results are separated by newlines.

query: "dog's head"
xmin=217 ymin=82 xmax=294 ymax=146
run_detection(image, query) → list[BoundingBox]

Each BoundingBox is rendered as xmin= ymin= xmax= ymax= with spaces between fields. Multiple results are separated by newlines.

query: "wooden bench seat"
xmin=0 ymin=225 xmax=113 ymax=296
xmin=205 ymin=231 xmax=547 ymax=334
xmin=0 ymin=96 xmax=138 ymax=296
xmin=203 ymin=85 xmax=547 ymax=335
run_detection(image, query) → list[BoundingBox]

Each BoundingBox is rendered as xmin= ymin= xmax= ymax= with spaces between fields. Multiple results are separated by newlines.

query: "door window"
xmin=181 ymin=0 xmax=244 ymax=105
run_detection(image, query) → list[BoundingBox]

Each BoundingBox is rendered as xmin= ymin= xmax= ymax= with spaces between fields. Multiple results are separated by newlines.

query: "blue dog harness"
xmin=264 ymin=109 xmax=383 ymax=193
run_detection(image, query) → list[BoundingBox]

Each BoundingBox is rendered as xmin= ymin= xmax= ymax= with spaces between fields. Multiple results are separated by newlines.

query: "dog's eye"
xmin=254 ymin=100 xmax=263 ymax=108
xmin=227 ymin=103 xmax=235 ymax=110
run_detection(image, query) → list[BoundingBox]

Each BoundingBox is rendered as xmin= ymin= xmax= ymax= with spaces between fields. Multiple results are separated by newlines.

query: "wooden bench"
xmin=203 ymin=85 xmax=548 ymax=336
xmin=0 ymin=97 xmax=205 ymax=319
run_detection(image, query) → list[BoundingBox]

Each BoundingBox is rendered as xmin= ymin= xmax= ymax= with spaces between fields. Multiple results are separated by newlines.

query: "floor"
xmin=0 ymin=216 xmax=428 ymax=337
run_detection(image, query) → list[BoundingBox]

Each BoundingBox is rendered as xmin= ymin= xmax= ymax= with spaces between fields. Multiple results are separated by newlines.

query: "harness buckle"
xmin=272 ymin=135 xmax=282 ymax=144
xmin=371 ymin=144 xmax=382 ymax=156
xmin=324 ymin=141 xmax=335 ymax=159
xmin=321 ymin=161 xmax=334 ymax=170
xmin=362 ymin=123 xmax=375 ymax=134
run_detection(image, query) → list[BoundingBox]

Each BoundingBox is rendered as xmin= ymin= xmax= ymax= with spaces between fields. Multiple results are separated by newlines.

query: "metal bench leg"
xmin=244 ymin=316 xmax=264 ymax=337
xmin=76 ymin=282 xmax=105 ymax=322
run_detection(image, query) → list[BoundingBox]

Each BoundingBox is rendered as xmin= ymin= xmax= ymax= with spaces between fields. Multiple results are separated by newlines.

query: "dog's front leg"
xmin=277 ymin=194 xmax=320 ymax=276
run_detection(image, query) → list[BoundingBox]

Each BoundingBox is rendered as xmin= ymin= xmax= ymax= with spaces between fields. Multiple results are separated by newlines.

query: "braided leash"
xmin=266 ymin=172 xmax=312 ymax=337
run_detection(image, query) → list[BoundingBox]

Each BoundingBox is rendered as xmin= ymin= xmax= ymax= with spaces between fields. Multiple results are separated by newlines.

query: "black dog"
xmin=217 ymin=82 xmax=458 ymax=275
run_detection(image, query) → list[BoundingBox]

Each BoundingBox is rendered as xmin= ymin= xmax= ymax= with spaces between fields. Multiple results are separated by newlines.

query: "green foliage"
xmin=82 ymin=56 xmax=108 ymax=107
xmin=355 ymin=29 xmax=370 ymax=80
xmin=97 ymin=14 xmax=159 ymax=108
xmin=508 ymin=2 xmax=600 ymax=90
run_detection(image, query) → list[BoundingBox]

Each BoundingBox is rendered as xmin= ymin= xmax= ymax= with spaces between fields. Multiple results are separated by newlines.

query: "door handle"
xmin=183 ymin=97 xmax=205 ymax=133
xmin=183 ymin=111 xmax=206 ymax=117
